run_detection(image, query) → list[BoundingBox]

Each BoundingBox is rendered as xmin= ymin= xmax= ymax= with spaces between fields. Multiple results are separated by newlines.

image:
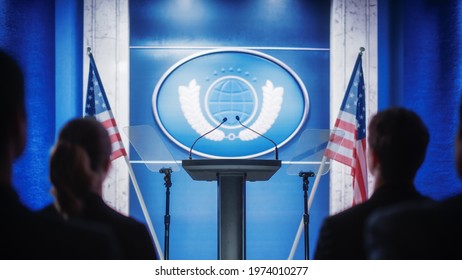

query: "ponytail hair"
xmin=49 ymin=141 xmax=98 ymax=216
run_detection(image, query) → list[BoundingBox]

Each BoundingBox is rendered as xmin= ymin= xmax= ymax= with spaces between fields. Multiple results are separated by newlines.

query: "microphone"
xmin=189 ymin=117 xmax=227 ymax=159
xmin=235 ymin=116 xmax=279 ymax=160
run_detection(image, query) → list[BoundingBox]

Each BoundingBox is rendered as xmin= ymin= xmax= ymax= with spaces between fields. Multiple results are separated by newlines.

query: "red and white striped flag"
xmin=84 ymin=53 xmax=127 ymax=161
xmin=324 ymin=53 xmax=368 ymax=205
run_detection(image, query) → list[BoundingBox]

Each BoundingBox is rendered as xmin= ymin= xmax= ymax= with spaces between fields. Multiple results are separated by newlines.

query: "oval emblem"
xmin=152 ymin=49 xmax=309 ymax=158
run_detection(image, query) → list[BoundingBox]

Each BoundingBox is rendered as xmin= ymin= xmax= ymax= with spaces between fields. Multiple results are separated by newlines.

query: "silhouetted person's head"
xmin=54 ymin=117 xmax=111 ymax=196
xmin=368 ymin=107 xmax=429 ymax=185
xmin=0 ymin=50 xmax=26 ymax=182
xmin=49 ymin=141 xmax=98 ymax=216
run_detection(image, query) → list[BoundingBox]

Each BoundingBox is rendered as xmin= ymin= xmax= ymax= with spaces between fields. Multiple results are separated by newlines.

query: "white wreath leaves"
xmin=239 ymin=80 xmax=284 ymax=141
xmin=178 ymin=79 xmax=225 ymax=141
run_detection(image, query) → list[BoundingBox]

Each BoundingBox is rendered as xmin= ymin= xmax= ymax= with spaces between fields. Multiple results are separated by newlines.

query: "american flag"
xmin=85 ymin=53 xmax=127 ymax=161
xmin=324 ymin=53 xmax=368 ymax=205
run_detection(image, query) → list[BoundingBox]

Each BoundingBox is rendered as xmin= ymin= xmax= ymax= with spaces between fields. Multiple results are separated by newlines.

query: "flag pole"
xmin=288 ymin=155 xmax=327 ymax=260
xmin=123 ymin=155 xmax=164 ymax=260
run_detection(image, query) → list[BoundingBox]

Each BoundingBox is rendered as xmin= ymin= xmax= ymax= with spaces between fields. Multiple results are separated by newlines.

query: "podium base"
xmin=218 ymin=174 xmax=246 ymax=260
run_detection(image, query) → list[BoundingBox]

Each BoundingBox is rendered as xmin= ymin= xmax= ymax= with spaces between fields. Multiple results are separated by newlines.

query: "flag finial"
xmin=359 ymin=47 xmax=366 ymax=55
xmin=87 ymin=47 xmax=92 ymax=56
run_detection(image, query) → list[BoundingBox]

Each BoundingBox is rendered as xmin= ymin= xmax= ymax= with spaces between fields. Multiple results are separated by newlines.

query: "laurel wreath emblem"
xmin=238 ymin=80 xmax=284 ymax=141
xmin=178 ymin=79 xmax=225 ymax=141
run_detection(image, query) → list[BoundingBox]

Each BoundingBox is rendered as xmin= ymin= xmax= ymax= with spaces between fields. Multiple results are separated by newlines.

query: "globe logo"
xmin=152 ymin=48 xmax=309 ymax=158
xmin=205 ymin=77 xmax=257 ymax=128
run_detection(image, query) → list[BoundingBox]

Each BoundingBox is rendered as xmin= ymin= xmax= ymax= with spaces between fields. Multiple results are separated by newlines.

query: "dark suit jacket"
xmin=366 ymin=194 xmax=462 ymax=259
xmin=42 ymin=193 xmax=157 ymax=260
xmin=0 ymin=183 xmax=120 ymax=259
xmin=314 ymin=183 xmax=430 ymax=259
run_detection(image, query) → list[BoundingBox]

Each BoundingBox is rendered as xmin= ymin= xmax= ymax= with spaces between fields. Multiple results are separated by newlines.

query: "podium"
xmin=182 ymin=159 xmax=281 ymax=260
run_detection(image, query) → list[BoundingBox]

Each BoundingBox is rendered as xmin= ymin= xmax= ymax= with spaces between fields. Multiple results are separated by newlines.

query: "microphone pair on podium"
xmin=188 ymin=116 xmax=279 ymax=160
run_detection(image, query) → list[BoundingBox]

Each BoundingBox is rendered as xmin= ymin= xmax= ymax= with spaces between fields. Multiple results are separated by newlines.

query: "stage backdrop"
xmin=128 ymin=0 xmax=330 ymax=259
xmin=0 ymin=0 xmax=56 ymax=210
xmin=378 ymin=0 xmax=462 ymax=199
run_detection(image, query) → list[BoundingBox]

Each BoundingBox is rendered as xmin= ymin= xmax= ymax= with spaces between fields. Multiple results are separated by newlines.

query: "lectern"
xmin=182 ymin=159 xmax=281 ymax=260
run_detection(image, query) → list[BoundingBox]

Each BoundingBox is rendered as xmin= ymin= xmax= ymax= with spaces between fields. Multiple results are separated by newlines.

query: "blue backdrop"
xmin=0 ymin=0 xmax=56 ymax=209
xmin=0 ymin=0 xmax=83 ymax=210
xmin=378 ymin=0 xmax=462 ymax=200
xmin=129 ymin=0 xmax=330 ymax=259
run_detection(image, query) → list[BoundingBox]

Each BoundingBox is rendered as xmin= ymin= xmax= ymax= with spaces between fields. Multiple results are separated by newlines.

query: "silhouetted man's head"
xmin=368 ymin=107 xmax=429 ymax=182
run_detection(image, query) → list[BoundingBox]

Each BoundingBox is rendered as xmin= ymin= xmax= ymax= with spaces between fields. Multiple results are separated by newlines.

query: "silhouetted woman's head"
xmin=49 ymin=141 xmax=97 ymax=215
xmin=58 ymin=117 xmax=112 ymax=175
xmin=50 ymin=117 xmax=112 ymax=215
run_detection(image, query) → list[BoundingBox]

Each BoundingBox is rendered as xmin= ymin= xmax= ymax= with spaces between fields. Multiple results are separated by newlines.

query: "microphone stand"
xmin=235 ymin=116 xmax=279 ymax=160
xmin=299 ymin=171 xmax=314 ymax=260
xmin=189 ymin=117 xmax=227 ymax=159
xmin=160 ymin=167 xmax=172 ymax=260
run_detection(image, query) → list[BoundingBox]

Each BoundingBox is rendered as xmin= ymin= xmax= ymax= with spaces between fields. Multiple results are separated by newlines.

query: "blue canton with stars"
xmin=85 ymin=62 xmax=112 ymax=117
xmin=340 ymin=55 xmax=366 ymax=140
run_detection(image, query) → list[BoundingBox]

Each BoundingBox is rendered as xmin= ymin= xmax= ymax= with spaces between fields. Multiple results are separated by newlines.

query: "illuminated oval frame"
xmin=152 ymin=48 xmax=310 ymax=159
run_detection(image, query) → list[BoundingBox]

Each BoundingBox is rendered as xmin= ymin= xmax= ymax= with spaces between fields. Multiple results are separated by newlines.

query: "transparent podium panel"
xmin=286 ymin=129 xmax=345 ymax=176
xmin=123 ymin=125 xmax=180 ymax=172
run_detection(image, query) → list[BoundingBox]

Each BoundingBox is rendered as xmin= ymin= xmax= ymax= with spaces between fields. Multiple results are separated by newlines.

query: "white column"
xmin=84 ymin=0 xmax=130 ymax=214
xmin=330 ymin=0 xmax=378 ymax=214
